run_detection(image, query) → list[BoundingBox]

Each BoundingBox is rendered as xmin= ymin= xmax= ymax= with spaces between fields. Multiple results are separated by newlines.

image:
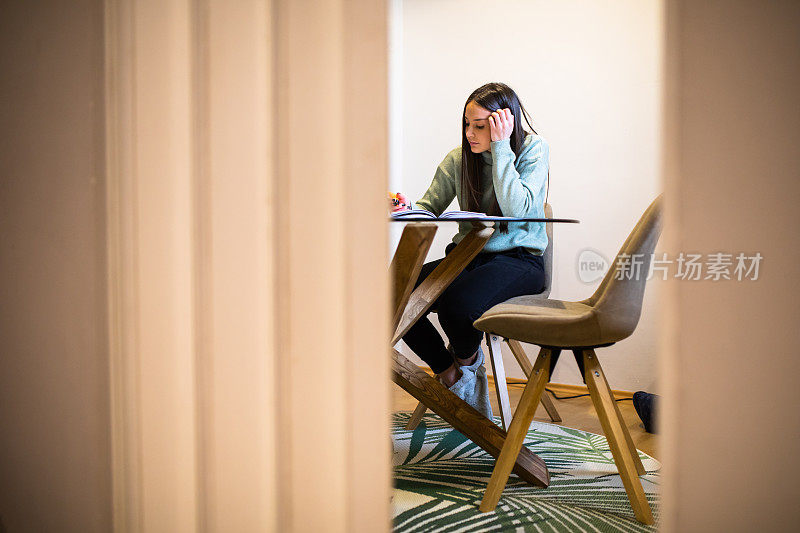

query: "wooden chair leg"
xmin=479 ymin=347 xmax=552 ymax=512
xmin=506 ymin=339 xmax=562 ymax=423
xmin=539 ymin=390 xmax=562 ymax=423
xmin=613 ymin=388 xmax=646 ymax=476
xmin=578 ymin=349 xmax=654 ymax=525
xmin=569 ymin=350 xmax=644 ymax=475
xmin=404 ymin=401 xmax=427 ymax=430
xmin=486 ymin=334 xmax=513 ymax=431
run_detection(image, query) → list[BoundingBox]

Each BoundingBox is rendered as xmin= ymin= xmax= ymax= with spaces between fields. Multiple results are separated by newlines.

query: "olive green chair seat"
xmin=475 ymin=298 xmax=601 ymax=348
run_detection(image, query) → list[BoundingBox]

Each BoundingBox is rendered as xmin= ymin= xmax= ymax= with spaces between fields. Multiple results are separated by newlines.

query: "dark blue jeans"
xmin=402 ymin=242 xmax=545 ymax=374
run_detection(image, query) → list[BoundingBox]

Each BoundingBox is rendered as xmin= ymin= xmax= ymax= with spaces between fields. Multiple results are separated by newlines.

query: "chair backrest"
xmin=539 ymin=202 xmax=554 ymax=299
xmin=583 ymin=195 xmax=663 ymax=341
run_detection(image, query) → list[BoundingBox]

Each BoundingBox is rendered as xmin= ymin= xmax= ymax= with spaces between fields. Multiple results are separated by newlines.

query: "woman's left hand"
xmin=489 ymin=108 xmax=514 ymax=142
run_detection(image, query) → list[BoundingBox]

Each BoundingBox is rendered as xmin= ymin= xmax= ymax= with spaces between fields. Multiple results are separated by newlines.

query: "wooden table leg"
xmin=391 ymin=222 xmax=550 ymax=491
xmin=393 ymin=348 xmax=549 ymax=489
xmin=392 ymin=224 xmax=494 ymax=344
xmin=403 ymin=401 xmax=428 ymax=430
xmin=391 ymin=224 xmax=437 ymax=331
xmin=395 ymin=222 xmax=493 ymax=429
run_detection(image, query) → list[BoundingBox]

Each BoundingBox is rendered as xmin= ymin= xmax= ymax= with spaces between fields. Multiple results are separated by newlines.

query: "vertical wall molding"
xmin=105 ymin=0 xmax=201 ymax=530
xmin=275 ymin=1 xmax=391 ymax=531
xmin=658 ymin=0 xmax=681 ymax=529
xmin=105 ymin=0 xmax=143 ymax=530
xmin=189 ymin=1 xmax=211 ymax=530
xmin=106 ymin=1 xmax=388 ymax=530
xmin=661 ymin=1 xmax=800 ymax=530
xmin=197 ymin=0 xmax=278 ymax=530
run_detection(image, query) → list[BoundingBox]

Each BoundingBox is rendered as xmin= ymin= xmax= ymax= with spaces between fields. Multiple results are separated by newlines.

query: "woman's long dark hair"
xmin=460 ymin=82 xmax=545 ymax=233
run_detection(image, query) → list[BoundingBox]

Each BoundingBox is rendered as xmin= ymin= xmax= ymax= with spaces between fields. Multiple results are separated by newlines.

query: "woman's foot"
xmin=439 ymin=347 xmax=493 ymax=420
xmin=436 ymin=363 xmax=461 ymax=388
xmin=435 ymin=347 xmax=480 ymax=387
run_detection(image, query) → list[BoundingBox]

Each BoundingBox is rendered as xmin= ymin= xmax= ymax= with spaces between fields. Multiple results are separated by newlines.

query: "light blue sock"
xmin=446 ymin=346 xmax=493 ymax=420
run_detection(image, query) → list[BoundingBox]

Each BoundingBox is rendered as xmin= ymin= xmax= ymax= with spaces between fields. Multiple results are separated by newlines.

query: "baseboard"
xmin=420 ymin=368 xmax=634 ymax=401
xmin=534 ymin=382 xmax=634 ymax=400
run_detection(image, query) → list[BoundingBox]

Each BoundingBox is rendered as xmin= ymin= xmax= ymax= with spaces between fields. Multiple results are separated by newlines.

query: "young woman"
xmin=391 ymin=82 xmax=549 ymax=419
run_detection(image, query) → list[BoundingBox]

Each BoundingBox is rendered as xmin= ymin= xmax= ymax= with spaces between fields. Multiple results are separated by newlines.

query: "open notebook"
xmin=390 ymin=209 xmax=489 ymax=220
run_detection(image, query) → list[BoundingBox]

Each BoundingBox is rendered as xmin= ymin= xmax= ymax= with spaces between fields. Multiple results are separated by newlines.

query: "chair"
xmin=473 ymin=195 xmax=663 ymax=525
xmin=405 ymin=203 xmax=561 ymax=431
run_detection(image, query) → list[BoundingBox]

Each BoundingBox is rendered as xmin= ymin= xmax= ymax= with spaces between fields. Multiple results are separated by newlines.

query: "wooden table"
xmin=389 ymin=217 xmax=578 ymax=489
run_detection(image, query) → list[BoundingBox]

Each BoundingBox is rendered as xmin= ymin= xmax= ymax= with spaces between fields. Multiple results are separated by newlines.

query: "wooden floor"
xmin=392 ymin=380 xmax=658 ymax=459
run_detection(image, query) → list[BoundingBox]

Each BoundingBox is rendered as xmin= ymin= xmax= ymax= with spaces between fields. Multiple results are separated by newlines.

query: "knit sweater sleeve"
xmin=490 ymin=136 xmax=549 ymax=217
xmin=414 ymin=148 xmax=458 ymax=216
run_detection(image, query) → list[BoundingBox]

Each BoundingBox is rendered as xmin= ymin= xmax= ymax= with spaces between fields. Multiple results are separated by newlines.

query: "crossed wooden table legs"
xmin=390 ymin=222 xmax=550 ymax=491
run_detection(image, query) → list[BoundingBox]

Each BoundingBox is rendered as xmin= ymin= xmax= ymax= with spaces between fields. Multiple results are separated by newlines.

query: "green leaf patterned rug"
xmin=392 ymin=411 xmax=659 ymax=532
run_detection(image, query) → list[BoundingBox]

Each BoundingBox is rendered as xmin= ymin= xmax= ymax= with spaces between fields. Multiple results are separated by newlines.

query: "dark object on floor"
xmin=633 ymin=391 xmax=658 ymax=434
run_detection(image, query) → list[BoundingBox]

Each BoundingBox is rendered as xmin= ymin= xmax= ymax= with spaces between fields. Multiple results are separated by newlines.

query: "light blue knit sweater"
xmin=414 ymin=134 xmax=549 ymax=255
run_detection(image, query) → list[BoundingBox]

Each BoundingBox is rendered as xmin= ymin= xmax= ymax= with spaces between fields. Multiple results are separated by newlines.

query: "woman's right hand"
xmin=389 ymin=192 xmax=411 ymax=212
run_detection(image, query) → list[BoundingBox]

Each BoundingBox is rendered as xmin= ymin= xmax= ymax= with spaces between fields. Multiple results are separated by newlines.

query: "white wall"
xmin=390 ymin=0 xmax=663 ymax=391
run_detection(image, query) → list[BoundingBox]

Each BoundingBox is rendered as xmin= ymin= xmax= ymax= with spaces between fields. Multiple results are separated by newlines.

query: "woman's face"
xmin=464 ymin=101 xmax=492 ymax=153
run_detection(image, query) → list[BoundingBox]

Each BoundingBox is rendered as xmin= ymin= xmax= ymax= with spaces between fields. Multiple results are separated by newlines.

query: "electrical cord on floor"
xmin=501 ymin=381 xmax=634 ymax=402
xmin=542 ymin=387 xmax=633 ymax=402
